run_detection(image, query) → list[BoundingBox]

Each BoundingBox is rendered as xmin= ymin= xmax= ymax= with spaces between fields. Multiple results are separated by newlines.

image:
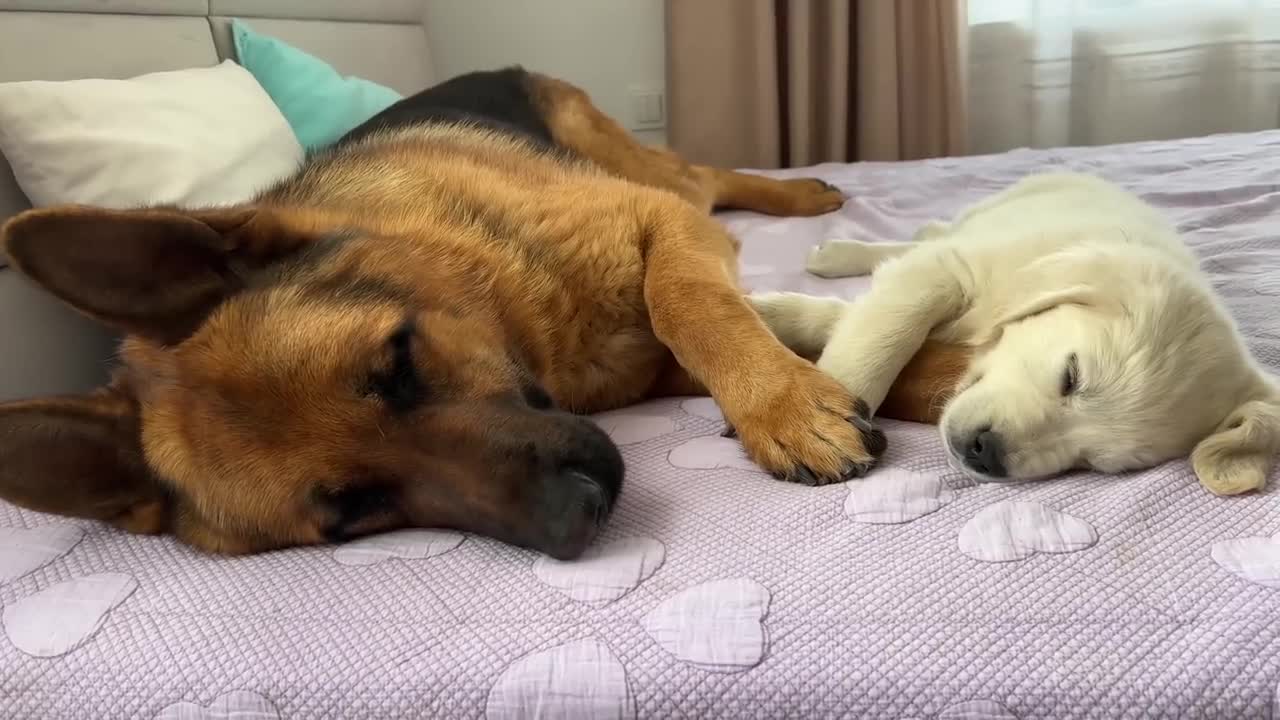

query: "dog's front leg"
xmin=641 ymin=207 xmax=886 ymax=484
xmin=816 ymin=249 xmax=970 ymax=415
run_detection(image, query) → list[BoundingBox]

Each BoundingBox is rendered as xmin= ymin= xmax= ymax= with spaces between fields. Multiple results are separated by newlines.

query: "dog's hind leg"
xmin=530 ymin=74 xmax=845 ymax=217
xmin=694 ymin=167 xmax=847 ymax=217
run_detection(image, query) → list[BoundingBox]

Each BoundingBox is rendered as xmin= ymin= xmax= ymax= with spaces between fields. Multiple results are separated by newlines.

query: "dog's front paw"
xmin=912 ymin=220 xmax=951 ymax=243
xmin=731 ymin=362 xmax=886 ymax=485
xmin=779 ymin=178 xmax=847 ymax=216
xmin=805 ymin=238 xmax=876 ymax=278
xmin=1196 ymin=460 xmax=1267 ymax=496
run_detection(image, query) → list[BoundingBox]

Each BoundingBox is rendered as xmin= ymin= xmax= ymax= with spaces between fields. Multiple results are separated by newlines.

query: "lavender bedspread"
xmin=4 ymin=132 xmax=1280 ymax=719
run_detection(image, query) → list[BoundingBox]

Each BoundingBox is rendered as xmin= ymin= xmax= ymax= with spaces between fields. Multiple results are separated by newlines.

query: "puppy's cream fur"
xmin=751 ymin=172 xmax=1279 ymax=494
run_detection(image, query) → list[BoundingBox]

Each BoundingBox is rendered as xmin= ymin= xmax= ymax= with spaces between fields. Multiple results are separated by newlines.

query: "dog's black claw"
xmin=852 ymin=398 xmax=873 ymax=419
xmin=819 ymin=180 xmax=842 ymax=194
xmin=840 ymin=460 xmax=876 ymax=480
xmin=720 ymin=424 xmax=738 ymax=439
xmin=788 ymin=466 xmax=821 ymax=486
xmin=846 ymin=421 xmax=888 ymax=459
xmin=846 ymin=399 xmax=888 ymax=458
xmin=865 ymin=427 xmax=888 ymax=457
xmin=846 ymin=413 xmax=875 ymax=433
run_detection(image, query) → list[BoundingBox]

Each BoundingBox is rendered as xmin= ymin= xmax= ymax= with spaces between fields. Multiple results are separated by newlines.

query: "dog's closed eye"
xmin=365 ymin=321 xmax=425 ymax=412
xmin=1060 ymin=352 xmax=1079 ymax=397
xmin=313 ymin=481 xmax=400 ymax=542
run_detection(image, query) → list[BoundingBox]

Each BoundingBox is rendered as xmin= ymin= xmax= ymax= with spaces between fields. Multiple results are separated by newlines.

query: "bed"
xmin=3 ymin=5 xmax=1280 ymax=720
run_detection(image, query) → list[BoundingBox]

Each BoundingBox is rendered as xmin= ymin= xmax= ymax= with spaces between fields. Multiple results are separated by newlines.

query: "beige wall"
xmin=422 ymin=0 xmax=667 ymax=145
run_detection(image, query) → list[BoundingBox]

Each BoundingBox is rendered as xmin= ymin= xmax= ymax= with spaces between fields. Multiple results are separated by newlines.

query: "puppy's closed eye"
xmin=1060 ymin=352 xmax=1079 ymax=397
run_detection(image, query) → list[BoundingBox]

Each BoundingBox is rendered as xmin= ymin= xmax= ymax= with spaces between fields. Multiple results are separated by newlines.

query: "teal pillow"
xmin=232 ymin=19 xmax=403 ymax=152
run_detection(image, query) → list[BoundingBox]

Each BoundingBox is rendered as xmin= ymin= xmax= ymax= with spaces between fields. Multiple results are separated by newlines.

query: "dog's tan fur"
xmin=0 ymin=71 xmax=965 ymax=557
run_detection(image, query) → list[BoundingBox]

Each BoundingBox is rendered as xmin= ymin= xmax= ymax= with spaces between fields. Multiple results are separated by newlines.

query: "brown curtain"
xmin=665 ymin=0 xmax=968 ymax=169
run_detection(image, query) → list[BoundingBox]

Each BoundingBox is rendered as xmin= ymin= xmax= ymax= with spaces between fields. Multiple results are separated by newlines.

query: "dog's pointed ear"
xmin=1192 ymin=397 xmax=1280 ymax=496
xmin=1 ymin=205 xmax=313 ymax=345
xmin=0 ymin=387 xmax=170 ymax=534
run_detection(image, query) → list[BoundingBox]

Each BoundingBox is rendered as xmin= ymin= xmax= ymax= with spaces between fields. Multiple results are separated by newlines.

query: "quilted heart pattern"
xmin=641 ymin=578 xmax=772 ymax=672
xmin=680 ymin=397 xmax=724 ymax=422
xmin=533 ymin=537 xmax=666 ymax=605
xmin=3 ymin=572 xmax=137 ymax=657
xmin=937 ymin=699 xmax=1018 ymax=719
xmin=155 ymin=690 xmax=280 ymax=720
xmin=0 ymin=525 xmax=84 ymax=584
xmin=1211 ymin=532 xmax=1280 ymax=587
xmin=486 ymin=638 xmax=635 ymax=720
xmin=592 ymin=410 xmax=677 ymax=445
xmin=845 ymin=469 xmax=955 ymax=524
xmin=668 ymin=437 xmax=759 ymax=472
xmin=958 ymin=501 xmax=1098 ymax=563
xmin=332 ymin=529 xmax=464 ymax=567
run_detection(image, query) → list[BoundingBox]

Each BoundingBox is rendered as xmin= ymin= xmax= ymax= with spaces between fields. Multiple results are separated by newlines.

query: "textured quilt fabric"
xmin=4 ymin=132 xmax=1280 ymax=719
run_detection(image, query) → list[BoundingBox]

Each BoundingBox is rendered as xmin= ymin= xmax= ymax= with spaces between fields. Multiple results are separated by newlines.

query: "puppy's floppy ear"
xmin=992 ymin=242 xmax=1136 ymax=329
xmin=993 ymin=284 xmax=1104 ymax=327
xmin=0 ymin=384 xmax=170 ymax=534
xmin=1192 ymin=397 xmax=1280 ymax=496
xmin=1 ymin=205 xmax=314 ymax=345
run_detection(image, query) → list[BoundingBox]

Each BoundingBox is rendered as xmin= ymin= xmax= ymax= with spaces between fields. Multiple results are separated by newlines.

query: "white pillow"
xmin=0 ymin=60 xmax=303 ymax=209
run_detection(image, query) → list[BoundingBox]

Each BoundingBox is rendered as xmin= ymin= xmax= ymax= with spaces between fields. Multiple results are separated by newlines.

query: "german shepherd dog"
xmin=0 ymin=69 xmax=962 ymax=559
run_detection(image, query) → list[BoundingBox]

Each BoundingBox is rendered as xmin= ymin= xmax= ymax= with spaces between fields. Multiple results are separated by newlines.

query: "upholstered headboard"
xmin=0 ymin=0 xmax=436 ymax=400
xmin=0 ymin=0 xmax=436 ymax=225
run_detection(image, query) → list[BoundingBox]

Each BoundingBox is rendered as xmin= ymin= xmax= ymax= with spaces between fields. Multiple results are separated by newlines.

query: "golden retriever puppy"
xmin=750 ymin=172 xmax=1279 ymax=495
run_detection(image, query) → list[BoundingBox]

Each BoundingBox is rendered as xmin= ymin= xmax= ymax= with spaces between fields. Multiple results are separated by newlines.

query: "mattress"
xmin=4 ymin=131 xmax=1280 ymax=720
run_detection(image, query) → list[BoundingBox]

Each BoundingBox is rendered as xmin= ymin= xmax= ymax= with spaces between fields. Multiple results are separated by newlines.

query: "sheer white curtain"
xmin=967 ymin=0 xmax=1280 ymax=153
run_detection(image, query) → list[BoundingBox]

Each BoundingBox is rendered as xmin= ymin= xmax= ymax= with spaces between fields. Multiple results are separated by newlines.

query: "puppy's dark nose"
xmin=964 ymin=428 xmax=1007 ymax=478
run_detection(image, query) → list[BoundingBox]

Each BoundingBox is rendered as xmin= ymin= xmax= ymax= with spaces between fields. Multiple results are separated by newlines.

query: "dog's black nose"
xmin=964 ymin=428 xmax=1007 ymax=478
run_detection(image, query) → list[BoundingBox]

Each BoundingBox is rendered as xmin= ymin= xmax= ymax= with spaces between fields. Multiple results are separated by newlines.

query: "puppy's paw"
xmin=779 ymin=178 xmax=847 ymax=216
xmin=731 ymin=363 xmax=886 ymax=485
xmin=912 ymin=220 xmax=950 ymax=243
xmin=805 ymin=238 xmax=876 ymax=278
xmin=747 ymin=291 xmax=848 ymax=358
xmin=1197 ymin=462 xmax=1266 ymax=496
xmin=747 ymin=291 xmax=821 ymax=325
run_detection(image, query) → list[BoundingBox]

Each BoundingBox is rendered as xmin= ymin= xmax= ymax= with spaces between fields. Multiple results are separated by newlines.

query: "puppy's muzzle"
xmin=953 ymin=426 xmax=1009 ymax=480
